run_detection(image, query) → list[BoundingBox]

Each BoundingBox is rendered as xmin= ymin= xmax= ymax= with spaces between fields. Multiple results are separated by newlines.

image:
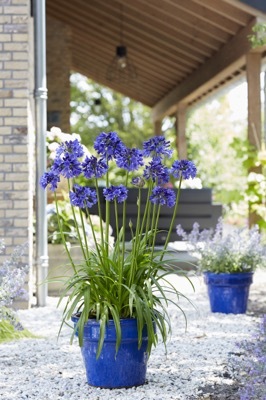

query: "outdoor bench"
xmin=89 ymin=188 xmax=222 ymax=245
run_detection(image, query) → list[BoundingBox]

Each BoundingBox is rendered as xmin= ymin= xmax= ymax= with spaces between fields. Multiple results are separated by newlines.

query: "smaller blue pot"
xmin=203 ymin=271 xmax=253 ymax=314
xmin=71 ymin=315 xmax=149 ymax=388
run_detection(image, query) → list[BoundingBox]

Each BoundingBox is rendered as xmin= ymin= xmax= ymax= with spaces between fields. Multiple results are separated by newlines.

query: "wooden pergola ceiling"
xmin=46 ymin=0 xmax=266 ymax=121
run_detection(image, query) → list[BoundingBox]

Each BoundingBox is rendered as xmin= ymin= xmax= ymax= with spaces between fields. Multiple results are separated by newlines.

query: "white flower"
xmin=82 ymin=144 xmax=91 ymax=158
xmin=58 ymin=131 xmax=82 ymax=143
xmin=72 ymin=132 xmax=82 ymax=142
xmin=47 ymin=126 xmax=62 ymax=141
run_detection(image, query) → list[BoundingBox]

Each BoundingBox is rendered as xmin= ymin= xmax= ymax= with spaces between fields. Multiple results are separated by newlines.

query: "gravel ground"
xmin=1 ymin=270 xmax=266 ymax=400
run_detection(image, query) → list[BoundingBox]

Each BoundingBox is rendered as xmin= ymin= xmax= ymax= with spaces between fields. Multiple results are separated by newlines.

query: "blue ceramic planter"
xmin=71 ymin=315 xmax=149 ymax=388
xmin=203 ymin=271 xmax=253 ymax=314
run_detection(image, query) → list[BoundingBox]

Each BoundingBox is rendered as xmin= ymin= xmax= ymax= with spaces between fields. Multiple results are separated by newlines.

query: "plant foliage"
xmin=233 ymin=315 xmax=266 ymax=399
xmin=41 ymin=130 xmax=197 ymax=357
xmin=0 ymin=240 xmax=31 ymax=342
xmin=177 ymin=218 xmax=266 ymax=274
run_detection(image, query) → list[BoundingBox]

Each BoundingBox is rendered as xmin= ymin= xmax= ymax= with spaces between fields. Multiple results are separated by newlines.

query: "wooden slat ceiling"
xmin=46 ymin=0 xmax=266 ymax=120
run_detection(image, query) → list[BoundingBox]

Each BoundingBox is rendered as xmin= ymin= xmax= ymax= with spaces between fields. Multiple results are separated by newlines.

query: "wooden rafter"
xmin=152 ymin=18 xmax=259 ymax=121
xmin=46 ymin=0 xmax=266 ymax=111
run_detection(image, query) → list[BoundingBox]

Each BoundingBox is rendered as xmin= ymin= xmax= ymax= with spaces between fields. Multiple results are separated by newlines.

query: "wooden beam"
xmin=152 ymin=18 xmax=258 ymax=122
xmin=117 ymin=0 xmax=231 ymax=41
xmin=154 ymin=120 xmax=162 ymax=136
xmin=223 ymin=0 xmax=266 ymax=17
xmin=175 ymin=104 xmax=187 ymax=159
xmin=113 ymin=0 xmax=223 ymax=51
xmin=193 ymin=0 xmax=251 ymax=25
xmin=47 ymin=3 xmax=197 ymax=74
xmin=247 ymin=52 xmax=261 ymax=150
xmin=165 ymin=0 xmax=240 ymax=34
xmin=48 ymin=1 xmax=202 ymax=69
xmin=246 ymin=51 xmax=262 ymax=226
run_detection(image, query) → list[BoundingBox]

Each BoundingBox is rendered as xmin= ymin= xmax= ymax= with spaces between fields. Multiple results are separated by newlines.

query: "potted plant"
xmin=40 ymin=130 xmax=197 ymax=388
xmin=176 ymin=219 xmax=266 ymax=314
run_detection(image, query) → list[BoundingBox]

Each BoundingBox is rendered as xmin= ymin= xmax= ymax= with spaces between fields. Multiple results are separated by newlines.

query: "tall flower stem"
xmin=78 ymin=208 xmax=90 ymax=260
xmin=133 ymin=187 xmax=142 ymax=250
xmin=114 ymin=199 xmax=120 ymax=245
xmin=67 ymin=179 xmax=88 ymax=264
xmin=140 ymin=182 xmax=153 ymax=244
xmin=86 ymin=209 xmax=104 ymax=265
xmin=149 ymin=201 xmax=158 ymax=247
xmin=94 ymin=179 xmax=104 ymax=247
xmin=129 ymin=187 xmax=142 ymax=287
xmin=121 ymin=171 xmax=129 ymax=264
xmin=160 ymin=177 xmax=183 ymax=260
xmin=151 ymin=204 xmax=161 ymax=260
xmin=54 ymin=191 xmax=77 ymax=274
xmin=105 ymin=163 xmax=110 ymax=255
xmin=114 ymin=199 xmax=123 ymax=304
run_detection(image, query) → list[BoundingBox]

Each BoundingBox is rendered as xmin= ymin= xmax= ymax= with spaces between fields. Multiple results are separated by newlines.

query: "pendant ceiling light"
xmin=106 ymin=5 xmax=137 ymax=83
xmin=94 ymin=98 xmax=101 ymax=114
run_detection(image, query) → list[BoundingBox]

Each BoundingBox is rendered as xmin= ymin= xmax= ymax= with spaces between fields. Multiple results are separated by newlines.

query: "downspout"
xmin=264 ymin=70 xmax=266 ymax=145
xmin=33 ymin=0 xmax=48 ymax=306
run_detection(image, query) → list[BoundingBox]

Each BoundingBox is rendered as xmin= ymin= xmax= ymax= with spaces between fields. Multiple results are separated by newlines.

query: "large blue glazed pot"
xmin=203 ymin=271 xmax=253 ymax=314
xmin=71 ymin=314 xmax=149 ymax=388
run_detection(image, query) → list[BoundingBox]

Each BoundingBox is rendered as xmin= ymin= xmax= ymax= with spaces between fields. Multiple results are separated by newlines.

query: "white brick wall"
xmin=0 ymin=0 xmax=34 ymax=307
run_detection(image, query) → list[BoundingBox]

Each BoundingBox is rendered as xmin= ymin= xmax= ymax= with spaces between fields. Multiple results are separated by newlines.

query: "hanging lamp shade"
xmin=94 ymin=98 xmax=101 ymax=113
xmin=106 ymin=45 xmax=137 ymax=83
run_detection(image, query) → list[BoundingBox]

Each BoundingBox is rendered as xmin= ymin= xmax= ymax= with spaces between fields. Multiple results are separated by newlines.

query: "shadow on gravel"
xmin=191 ymin=382 xmax=240 ymax=400
xmin=248 ymin=289 xmax=266 ymax=316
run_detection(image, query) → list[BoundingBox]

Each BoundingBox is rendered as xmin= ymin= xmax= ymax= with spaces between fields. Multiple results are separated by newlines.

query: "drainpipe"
xmin=264 ymin=70 xmax=266 ymax=145
xmin=33 ymin=0 xmax=48 ymax=306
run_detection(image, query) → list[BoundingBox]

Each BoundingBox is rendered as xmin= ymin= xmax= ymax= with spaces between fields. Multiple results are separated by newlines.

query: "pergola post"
xmin=246 ymin=51 xmax=262 ymax=227
xmin=154 ymin=119 xmax=162 ymax=136
xmin=175 ymin=104 xmax=187 ymax=159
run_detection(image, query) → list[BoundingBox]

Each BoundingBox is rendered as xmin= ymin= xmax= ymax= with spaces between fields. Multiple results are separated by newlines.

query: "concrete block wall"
xmin=0 ymin=0 xmax=34 ymax=306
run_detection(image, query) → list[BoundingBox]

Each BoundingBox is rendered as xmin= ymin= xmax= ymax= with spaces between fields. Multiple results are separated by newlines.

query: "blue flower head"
xmin=69 ymin=185 xmax=97 ymax=208
xmin=82 ymin=155 xmax=108 ymax=179
xmin=143 ymin=159 xmax=170 ymax=184
xmin=150 ymin=187 xmax=176 ymax=207
xmin=116 ymin=147 xmax=144 ymax=171
xmin=40 ymin=170 xmax=60 ymax=192
xmin=94 ymin=131 xmax=126 ymax=160
xmin=53 ymin=153 xmax=82 ymax=179
xmin=143 ymin=136 xmax=173 ymax=159
xmin=103 ymin=185 xmax=128 ymax=203
xmin=52 ymin=139 xmax=84 ymax=179
xmin=56 ymin=139 xmax=84 ymax=159
xmin=170 ymin=160 xmax=197 ymax=180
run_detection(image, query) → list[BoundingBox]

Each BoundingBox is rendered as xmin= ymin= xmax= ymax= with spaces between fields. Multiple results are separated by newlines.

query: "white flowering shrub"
xmin=177 ymin=218 xmax=266 ymax=273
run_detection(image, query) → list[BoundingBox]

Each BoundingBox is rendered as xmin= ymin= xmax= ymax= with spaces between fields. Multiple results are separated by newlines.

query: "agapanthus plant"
xmin=176 ymin=218 xmax=266 ymax=273
xmin=41 ymin=130 xmax=197 ymax=357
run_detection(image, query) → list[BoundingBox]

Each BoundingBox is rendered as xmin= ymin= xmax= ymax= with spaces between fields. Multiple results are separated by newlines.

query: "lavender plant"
xmin=176 ymin=218 xmax=266 ymax=273
xmin=236 ymin=315 xmax=266 ymax=399
xmin=0 ymin=240 xmax=31 ymax=342
xmin=41 ymin=130 xmax=197 ymax=357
